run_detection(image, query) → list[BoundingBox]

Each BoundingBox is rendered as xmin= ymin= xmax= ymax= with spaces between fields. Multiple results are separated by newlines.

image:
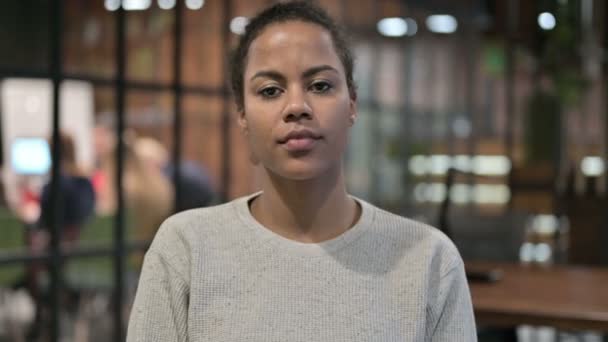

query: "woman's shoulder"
xmin=166 ymin=200 xmax=236 ymax=225
xmin=147 ymin=195 xmax=251 ymax=253
xmin=360 ymin=199 xmax=445 ymax=238
xmin=359 ymin=198 xmax=461 ymax=269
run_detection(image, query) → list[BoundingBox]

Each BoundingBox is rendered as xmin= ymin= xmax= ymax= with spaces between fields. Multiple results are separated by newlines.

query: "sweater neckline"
xmin=233 ymin=192 xmax=375 ymax=257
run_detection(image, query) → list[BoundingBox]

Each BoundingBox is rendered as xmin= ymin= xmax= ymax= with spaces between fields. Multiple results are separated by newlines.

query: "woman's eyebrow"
xmin=250 ymin=65 xmax=339 ymax=83
xmin=302 ymin=65 xmax=338 ymax=78
xmin=250 ymin=70 xmax=285 ymax=83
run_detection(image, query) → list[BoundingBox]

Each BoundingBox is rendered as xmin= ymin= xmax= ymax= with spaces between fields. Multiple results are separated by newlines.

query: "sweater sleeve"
xmin=127 ymin=249 xmax=190 ymax=342
xmin=127 ymin=217 xmax=192 ymax=342
xmin=429 ymin=259 xmax=477 ymax=341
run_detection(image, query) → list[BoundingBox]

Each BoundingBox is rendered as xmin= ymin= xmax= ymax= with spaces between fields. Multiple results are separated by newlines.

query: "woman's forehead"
xmin=245 ymin=21 xmax=342 ymax=75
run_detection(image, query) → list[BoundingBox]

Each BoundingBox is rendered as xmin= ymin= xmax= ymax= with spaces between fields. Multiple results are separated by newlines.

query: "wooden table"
xmin=467 ymin=261 xmax=608 ymax=332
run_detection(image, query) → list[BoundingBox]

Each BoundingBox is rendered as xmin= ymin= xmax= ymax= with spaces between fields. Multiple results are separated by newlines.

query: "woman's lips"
xmin=278 ymin=129 xmax=321 ymax=152
xmin=281 ymin=137 xmax=319 ymax=152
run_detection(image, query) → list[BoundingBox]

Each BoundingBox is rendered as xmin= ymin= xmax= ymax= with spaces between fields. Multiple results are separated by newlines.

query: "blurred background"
xmin=0 ymin=0 xmax=607 ymax=341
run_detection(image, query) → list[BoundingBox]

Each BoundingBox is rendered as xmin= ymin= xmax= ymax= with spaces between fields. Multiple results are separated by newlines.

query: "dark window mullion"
xmin=113 ymin=5 xmax=127 ymax=342
xmin=172 ymin=1 xmax=184 ymax=213
xmin=220 ymin=0 xmax=233 ymax=202
xmin=0 ymin=241 xmax=150 ymax=266
xmin=0 ymin=67 xmax=50 ymax=78
xmin=401 ymin=36 xmax=415 ymax=209
xmin=48 ymin=0 xmax=64 ymax=341
xmin=505 ymin=0 xmax=518 ymax=210
xmin=368 ymin=1 xmax=382 ymax=204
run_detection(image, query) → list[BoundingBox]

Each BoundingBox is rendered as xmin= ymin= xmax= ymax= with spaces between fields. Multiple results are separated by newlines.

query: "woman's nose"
xmin=282 ymin=88 xmax=313 ymax=122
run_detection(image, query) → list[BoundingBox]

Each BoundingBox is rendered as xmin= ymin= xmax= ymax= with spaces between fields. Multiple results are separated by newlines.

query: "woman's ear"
xmin=237 ymin=110 xmax=258 ymax=165
xmin=237 ymin=110 xmax=248 ymax=135
xmin=348 ymin=97 xmax=357 ymax=126
xmin=249 ymin=150 xmax=259 ymax=165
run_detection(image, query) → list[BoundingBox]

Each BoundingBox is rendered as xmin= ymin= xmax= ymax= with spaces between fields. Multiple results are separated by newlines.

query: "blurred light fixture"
xmin=404 ymin=18 xmax=418 ymax=36
xmin=519 ymin=242 xmax=535 ymax=262
xmin=520 ymin=241 xmax=553 ymax=263
xmin=413 ymin=183 xmax=447 ymax=203
xmin=123 ymin=0 xmax=151 ymax=11
xmin=450 ymin=184 xmax=471 ymax=204
xmin=377 ymin=17 xmax=407 ymax=37
xmin=104 ymin=0 xmax=120 ymax=11
xmin=532 ymin=214 xmax=559 ymax=235
xmin=427 ymin=183 xmax=447 ymax=203
xmin=408 ymin=155 xmax=427 ymax=175
xmin=429 ymin=154 xmax=450 ymax=175
xmin=472 ymin=184 xmax=510 ymax=204
xmin=538 ymin=12 xmax=556 ymax=30
xmin=158 ymin=0 xmax=176 ymax=10
xmin=185 ymin=0 xmax=205 ymax=10
xmin=452 ymin=155 xmax=472 ymax=173
xmin=413 ymin=182 xmax=509 ymax=204
xmin=472 ymin=155 xmax=511 ymax=176
xmin=413 ymin=183 xmax=428 ymax=202
xmin=409 ymin=154 xmax=510 ymax=176
xmin=534 ymin=243 xmax=553 ymax=263
xmin=581 ymin=156 xmax=605 ymax=176
xmin=230 ymin=16 xmax=249 ymax=35
xmin=425 ymin=14 xmax=458 ymax=34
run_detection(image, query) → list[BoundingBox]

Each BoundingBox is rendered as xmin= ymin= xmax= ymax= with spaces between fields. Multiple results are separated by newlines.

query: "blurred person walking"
xmin=134 ymin=137 xmax=216 ymax=212
xmin=16 ymin=132 xmax=96 ymax=340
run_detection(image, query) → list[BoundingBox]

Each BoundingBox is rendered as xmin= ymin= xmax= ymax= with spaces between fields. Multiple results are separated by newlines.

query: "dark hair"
xmin=230 ymin=1 xmax=356 ymax=111
xmin=49 ymin=132 xmax=76 ymax=165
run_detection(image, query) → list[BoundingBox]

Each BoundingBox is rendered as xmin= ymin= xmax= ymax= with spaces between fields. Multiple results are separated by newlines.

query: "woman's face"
xmin=239 ymin=21 xmax=356 ymax=181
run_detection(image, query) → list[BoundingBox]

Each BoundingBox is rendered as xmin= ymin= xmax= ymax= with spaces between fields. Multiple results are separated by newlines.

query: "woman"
xmin=95 ymin=131 xmax=173 ymax=266
xmin=127 ymin=2 xmax=476 ymax=341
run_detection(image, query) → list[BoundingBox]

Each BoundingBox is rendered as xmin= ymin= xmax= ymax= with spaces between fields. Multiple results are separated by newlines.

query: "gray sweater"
xmin=127 ymin=194 xmax=477 ymax=341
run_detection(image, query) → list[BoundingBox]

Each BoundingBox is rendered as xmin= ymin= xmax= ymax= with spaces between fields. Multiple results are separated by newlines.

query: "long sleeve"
xmin=126 ymin=249 xmax=190 ymax=342
xmin=428 ymin=260 xmax=477 ymax=341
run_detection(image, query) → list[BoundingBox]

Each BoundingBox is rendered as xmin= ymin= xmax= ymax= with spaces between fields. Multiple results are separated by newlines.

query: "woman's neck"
xmin=251 ymin=167 xmax=360 ymax=243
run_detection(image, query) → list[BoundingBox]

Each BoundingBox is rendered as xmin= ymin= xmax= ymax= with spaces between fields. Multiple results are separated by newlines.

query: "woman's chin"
xmin=266 ymin=163 xmax=332 ymax=182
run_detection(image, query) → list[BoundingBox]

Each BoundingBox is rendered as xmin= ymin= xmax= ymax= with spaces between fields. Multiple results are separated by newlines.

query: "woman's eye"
xmin=310 ymin=81 xmax=332 ymax=93
xmin=259 ymin=86 xmax=282 ymax=98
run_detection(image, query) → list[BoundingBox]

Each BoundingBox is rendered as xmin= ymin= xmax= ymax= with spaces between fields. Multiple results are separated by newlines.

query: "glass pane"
xmin=63 ymin=0 xmax=116 ymax=77
xmin=376 ymin=110 xmax=406 ymax=210
xmin=230 ymin=0 xmax=272 ymax=48
xmin=232 ymin=0 xmax=269 ymax=20
xmin=182 ymin=0 xmax=223 ymax=87
xmin=344 ymin=0 xmax=375 ymax=27
xmin=346 ymin=106 xmax=374 ymax=199
xmin=228 ymin=101 xmax=257 ymax=199
xmin=0 ymin=0 xmax=50 ymax=71
xmin=123 ymin=90 xmax=174 ymax=251
xmin=0 ymin=208 xmax=25 ymax=287
xmin=375 ymin=42 xmax=404 ymax=108
xmin=0 ymin=81 xmax=108 ymax=340
xmin=317 ymin=0 xmax=345 ymax=21
xmin=92 ymin=87 xmax=116 ymax=218
xmin=0 ymin=79 xmax=99 ymax=231
xmin=182 ymin=95 xmax=222 ymax=198
xmin=89 ymin=88 xmax=175 ymax=272
xmin=126 ymin=7 xmax=174 ymax=83
xmin=60 ymin=254 xmax=143 ymax=341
